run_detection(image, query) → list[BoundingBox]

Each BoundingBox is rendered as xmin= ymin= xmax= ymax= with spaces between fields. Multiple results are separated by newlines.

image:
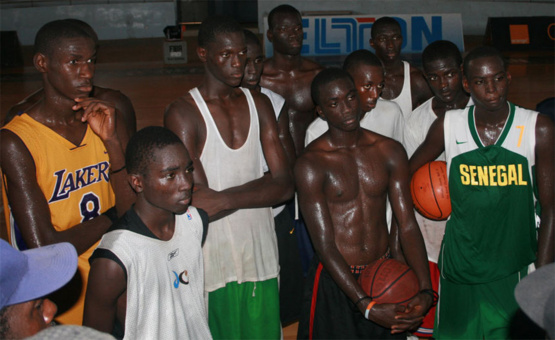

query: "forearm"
xmin=220 ymin=174 xmax=294 ymax=211
xmin=104 ymin=138 xmax=135 ymax=216
xmin=25 ymin=215 xmax=112 ymax=255
xmin=399 ymin=222 xmax=432 ymax=290
xmin=536 ymin=211 xmax=554 ymax=267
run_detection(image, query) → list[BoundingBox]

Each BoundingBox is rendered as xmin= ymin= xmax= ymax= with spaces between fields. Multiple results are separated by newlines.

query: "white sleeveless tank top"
xmin=391 ymin=61 xmax=413 ymax=119
xmin=189 ymin=87 xmax=279 ymax=292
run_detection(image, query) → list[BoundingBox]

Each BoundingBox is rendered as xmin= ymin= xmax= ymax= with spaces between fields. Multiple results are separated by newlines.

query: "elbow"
xmin=278 ymin=175 xmax=295 ymax=203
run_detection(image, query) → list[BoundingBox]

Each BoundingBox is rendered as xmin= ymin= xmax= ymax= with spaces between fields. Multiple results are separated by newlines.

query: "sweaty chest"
xmin=323 ymin=151 xmax=389 ymax=202
xmin=382 ymin=73 xmax=404 ymax=100
xmin=206 ymin=101 xmax=251 ymax=149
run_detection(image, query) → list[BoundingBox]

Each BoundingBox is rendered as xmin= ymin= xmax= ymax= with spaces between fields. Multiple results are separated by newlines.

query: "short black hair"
xmin=371 ymin=17 xmax=401 ymax=39
xmin=463 ymin=45 xmax=506 ymax=78
xmin=244 ymin=29 xmax=261 ymax=48
xmin=126 ymin=126 xmax=184 ymax=176
xmin=422 ymin=40 xmax=462 ymax=71
xmin=198 ymin=15 xmax=244 ymax=48
xmin=268 ymin=4 xmax=301 ymax=30
xmin=34 ymin=19 xmax=97 ymax=56
xmin=311 ymin=68 xmax=354 ymax=106
xmin=342 ymin=49 xmax=383 ymax=74
xmin=0 ymin=306 xmax=11 ymax=339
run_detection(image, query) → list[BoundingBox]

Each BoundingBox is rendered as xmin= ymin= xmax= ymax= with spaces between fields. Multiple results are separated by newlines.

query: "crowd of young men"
xmin=0 ymin=5 xmax=553 ymax=340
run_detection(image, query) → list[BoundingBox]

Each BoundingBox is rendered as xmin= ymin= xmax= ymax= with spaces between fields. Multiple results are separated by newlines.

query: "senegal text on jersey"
xmin=459 ymin=163 xmax=528 ymax=187
xmin=49 ymin=161 xmax=110 ymax=202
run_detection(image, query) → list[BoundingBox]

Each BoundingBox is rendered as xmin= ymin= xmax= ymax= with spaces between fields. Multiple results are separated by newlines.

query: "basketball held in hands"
xmin=358 ymin=258 xmax=420 ymax=305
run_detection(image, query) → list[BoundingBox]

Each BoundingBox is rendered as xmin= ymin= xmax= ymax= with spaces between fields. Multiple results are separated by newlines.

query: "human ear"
xmin=128 ymin=174 xmax=143 ymax=193
xmin=33 ymin=53 xmax=47 ymax=73
xmin=197 ymin=47 xmax=207 ymax=62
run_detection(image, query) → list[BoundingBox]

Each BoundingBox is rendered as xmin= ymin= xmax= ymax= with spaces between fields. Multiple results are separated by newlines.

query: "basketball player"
xmin=370 ymin=17 xmax=432 ymax=119
xmin=409 ymin=46 xmax=554 ymax=339
xmin=84 ymin=126 xmax=211 ymax=339
xmin=261 ymin=4 xmax=323 ymax=156
xmin=0 ymin=19 xmax=135 ymax=325
xmin=296 ymin=68 xmax=433 ymax=339
xmin=261 ymin=4 xmax=322 ymax=278
xmin=403 ymin=40 xmax=471 ymax=338
xmin=305 ymin=49 xmax=405 ymax=146
xmin=241 ymin=29 xmax=303 ymax=326
xmin=164 ymin=16 xmax=293 ymax=339
xmin=3 ymin=20 xmax=137 ymax=137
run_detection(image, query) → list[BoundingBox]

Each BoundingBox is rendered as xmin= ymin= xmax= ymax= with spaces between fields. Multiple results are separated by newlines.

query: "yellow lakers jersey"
xmin=2 ymin=113 xmax=115 ymax=325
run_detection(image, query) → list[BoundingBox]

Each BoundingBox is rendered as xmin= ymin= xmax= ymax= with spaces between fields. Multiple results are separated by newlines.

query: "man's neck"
xmin=133 ymin=202 xmax=176 ymax=241
xmin=382 ymin=58 xmax=404 ymax=75
xmin=475 ymin=102 xmax=510 ymax=126
xmin=328 ymin=127 xmax=362 ymax=149
xmin=432 ymin=92 xmax=470 ymax=117
xmin=199 ymin=77 xmax=238 ymax=101
xmin=271 ymin=51 xmax=304 ymax=71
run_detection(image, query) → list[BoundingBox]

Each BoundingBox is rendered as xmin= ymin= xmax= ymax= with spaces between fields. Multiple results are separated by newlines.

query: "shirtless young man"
xmin=3 ymin=19 xmax=136 ymax=137
xmin=0 ymin=19 xmax=134 ymax=325
xmin=295 ymin=68 xmax=432 ymax=339
xmin=410 ymin=46 xmax=554 ymax=339
xmin=261 ymin=4 xmax=323 ymax=156
xmin=370 ymin=17 xmax=432 ymax=118
xmin=164 ymin=16 xmax=293 ymax=339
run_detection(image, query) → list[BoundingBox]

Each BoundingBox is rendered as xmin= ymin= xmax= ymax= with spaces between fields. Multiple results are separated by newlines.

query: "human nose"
xmin=440 ymin=76 xmax=448 ymax=89
xmin=245 ymin=60 xmax=255 ymax=74
xmin=484 ymin=79 xmax=495 ymax=93
xmin=369 ymin=86 xmax=379 ymax=100
xmin=42 ymin=299 xmax=57 ymax=325
xmin=231 ymin=54 xmax=244 ymax=69
xmin=80 ymin=63 xmax=94 ymax=79
xmin=178 ymin=172 xmax=193 ymax=192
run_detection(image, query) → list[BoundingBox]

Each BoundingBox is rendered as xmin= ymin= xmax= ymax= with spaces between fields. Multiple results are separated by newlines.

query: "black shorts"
xmin=297 ymin=257 xmax=405 ymax=339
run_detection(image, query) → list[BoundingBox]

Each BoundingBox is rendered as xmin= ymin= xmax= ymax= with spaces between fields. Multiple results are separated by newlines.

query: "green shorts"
xmin=434 ymin=266 xmax=528 ymax=339
xmin=208 ymin=278 xmax=280 ymax=339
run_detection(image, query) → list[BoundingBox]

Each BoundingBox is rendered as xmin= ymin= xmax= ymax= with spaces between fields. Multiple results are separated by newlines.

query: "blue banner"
xmin=264 ymin=13 xmax=464 ymax=57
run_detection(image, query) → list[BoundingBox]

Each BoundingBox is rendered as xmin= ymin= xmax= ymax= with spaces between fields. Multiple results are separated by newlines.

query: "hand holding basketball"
xmin=411 ymin=161 xmax=451 ymax=220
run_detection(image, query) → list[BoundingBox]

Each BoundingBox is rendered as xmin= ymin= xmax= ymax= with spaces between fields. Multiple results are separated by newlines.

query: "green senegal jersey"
xmin=440 ymin=102 xmax=538 ymax=284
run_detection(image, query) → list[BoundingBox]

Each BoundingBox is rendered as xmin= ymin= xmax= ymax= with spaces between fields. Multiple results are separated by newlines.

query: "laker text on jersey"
xmin=49 ymin=161 xmax=110 ymax=202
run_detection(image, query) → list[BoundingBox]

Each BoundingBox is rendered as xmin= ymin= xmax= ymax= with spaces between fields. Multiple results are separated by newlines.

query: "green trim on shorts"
xmin=208 ymin=278 xmax=281 ymax=339
xmin=434 ymin=266 xmax=528 ymax=339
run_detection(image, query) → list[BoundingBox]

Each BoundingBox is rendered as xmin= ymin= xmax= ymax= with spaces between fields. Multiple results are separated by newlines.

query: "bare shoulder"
xmin=362 ymin=129 xmax=406 ymax=157
xmin=536 ymin=112 xmax=554 ymax=140
xmin=301 ymin=57 xmax=324 ymax=73
xmin=164 ymin=93 xmax=200 ymax=122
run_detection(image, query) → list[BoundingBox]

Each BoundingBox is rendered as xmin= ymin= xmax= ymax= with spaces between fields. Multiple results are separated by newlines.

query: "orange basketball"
xmin=358 ymin=258 xmax=420 ymax=305
xmin=411 ymin=161 xmax=451 ymax=221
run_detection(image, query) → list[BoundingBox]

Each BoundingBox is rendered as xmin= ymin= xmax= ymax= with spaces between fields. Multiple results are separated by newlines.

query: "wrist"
xmin=364 ymin=300 xmax=377 ymax=320
xmin=419 ymin=289 xmax=438 ymax=306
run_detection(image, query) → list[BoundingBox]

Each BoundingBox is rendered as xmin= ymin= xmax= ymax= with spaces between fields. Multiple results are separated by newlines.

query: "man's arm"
xmin=408 ymin=115 xmax=445 ymax=175
xmin=1 ymin=130 xmax=113 ymax=254
xmin=96 ymin=88 xmax=137 ymax=137
xmin=410 ymin=67 xmax=433 ymax=111
xmin=535 ymin=114 xmax=554 ymax=267
xmin=276 ymin=101 xmax=296 ymax=170
xmin=75 ymin=97 xmax=135 ymax=217
xmin=166 ymin=93 xmax=294 ymax=219
xmin=295 ymin=152 xmax=405 ymax=330
xmin=84 ymin=257 xmax=126 ymax=333
xmin=381 ymin=140 xmax=432 ymax=332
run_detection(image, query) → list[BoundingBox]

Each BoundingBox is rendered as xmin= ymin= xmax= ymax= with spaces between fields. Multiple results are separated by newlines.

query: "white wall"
xmin=1 ymin=2 xmax=175 ymax=45
xmin=257 ymin=0 xmax=555 ymax=36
